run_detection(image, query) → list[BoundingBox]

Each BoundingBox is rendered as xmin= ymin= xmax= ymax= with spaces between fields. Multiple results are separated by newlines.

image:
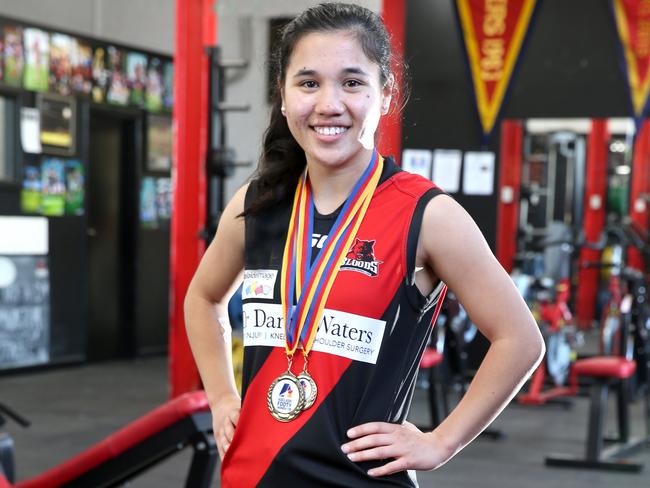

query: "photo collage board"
xmin=139 ymin=175 xmax=172 ymax=229
xmin=0 ymin=19 xmax=173 ymax=112
xmin=1 ymin=17 xmax=177 ymax=221
xmin=21 ymin=157 xmax=84 ymax=217
xmin=140 ymin=113 xmax=173 ymax=229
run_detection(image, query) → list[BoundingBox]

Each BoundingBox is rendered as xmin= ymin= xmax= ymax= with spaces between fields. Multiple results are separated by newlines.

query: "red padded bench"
xmin=546 ymin=356 xmax=647 ymax=473
xmin=13 ymin=391 xmax=216 ymax=488
xmin=0 ymin=474 xmax=11 ymax=488
xmin=420 ymin=347 xmax=443 ymax=369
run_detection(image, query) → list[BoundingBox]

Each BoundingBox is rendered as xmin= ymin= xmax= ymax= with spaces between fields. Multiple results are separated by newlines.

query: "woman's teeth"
xmin=314 ymin=126 xmax=348 ymax=136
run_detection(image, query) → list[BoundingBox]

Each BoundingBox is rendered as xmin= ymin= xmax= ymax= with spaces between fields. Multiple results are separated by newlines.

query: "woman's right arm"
xmin=184 ymin=183 xmax=249 ymax=459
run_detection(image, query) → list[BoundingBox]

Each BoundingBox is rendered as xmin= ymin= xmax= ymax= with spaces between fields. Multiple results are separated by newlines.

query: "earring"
xmin=281 ymin=105 xmax=286 ymax=115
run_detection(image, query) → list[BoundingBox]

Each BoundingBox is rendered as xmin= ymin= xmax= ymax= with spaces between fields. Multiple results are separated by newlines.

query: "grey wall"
xmin=0 ymin=0 xmax=174 ymax=54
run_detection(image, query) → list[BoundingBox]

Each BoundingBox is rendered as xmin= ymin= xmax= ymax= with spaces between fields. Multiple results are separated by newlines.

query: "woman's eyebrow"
xmin=341 ymin=67 xmax=369 ymax=77
xmin=292 ymin=67 xmax=370 ymax=78
xmin=293 ymin=68 xmax=317 ymax=78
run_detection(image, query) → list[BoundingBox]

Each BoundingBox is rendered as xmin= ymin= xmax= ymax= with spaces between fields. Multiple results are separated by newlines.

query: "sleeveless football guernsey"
xmin=222 ymin=158 xmax=446 ymax=487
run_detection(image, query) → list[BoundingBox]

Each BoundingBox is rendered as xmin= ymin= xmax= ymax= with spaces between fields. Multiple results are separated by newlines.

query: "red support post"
xmin=169 ymin=0 xmax=216 ymax=398
xmin=496 ymin=119 xmax=523 ymax=273
xmin=576 ymin=119 xmax=609 ymax=329
xmin=379 ymin=0 xmax=405 ymax=161
xmin=628 ymin=121 xmax=650 ymax=271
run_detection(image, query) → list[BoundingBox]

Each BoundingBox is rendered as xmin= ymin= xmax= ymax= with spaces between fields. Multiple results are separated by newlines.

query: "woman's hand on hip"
xmin=341 ymin=421 xmax=453 ymax=477
xmin=212 ymin=394 xmax=241 ymax=460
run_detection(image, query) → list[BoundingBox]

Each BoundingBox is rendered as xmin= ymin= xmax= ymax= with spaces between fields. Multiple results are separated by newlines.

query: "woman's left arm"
xmin=342 ymin=195 xmax=545 ymax=476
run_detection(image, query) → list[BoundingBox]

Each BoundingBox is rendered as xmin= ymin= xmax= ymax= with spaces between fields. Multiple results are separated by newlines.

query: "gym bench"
xmin=546 ymin=356 xmax=649 ymax=473
xmin=10 ymin=391 xmax=217 ymax=488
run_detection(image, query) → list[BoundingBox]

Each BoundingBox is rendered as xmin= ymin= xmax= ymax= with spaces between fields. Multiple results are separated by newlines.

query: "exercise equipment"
xmin=588 ymin=220 xmax=650 ymax=399
xmin=0 ymin=403 xmax=29 ymax=484
xmin=0 ymin=391 xmax=216 ymax=487
xmin=416 ymin=292 xmax=469 ymax=431
xmin=517 ymin=278 xmax=578 ymax=405
xmin=417 ymin=347 xmax=446 ymax=429
xmin=545 ymin=356 xmax=649 ymax=472
xmin=545 ymin=222 xmax=650 ymax=472
xmin=623 ymin=222 xmax=650 ymax=399
xmin=516 ymin=223 xmax=583 ymax=406
xmin=417 ymin=292 xmax=504 ymax=439
xmin=204 ymin=45 xmax=251 ymax=240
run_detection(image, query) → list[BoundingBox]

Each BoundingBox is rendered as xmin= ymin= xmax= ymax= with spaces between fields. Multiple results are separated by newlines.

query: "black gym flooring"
xmin=1 ymin=355 xmax=649 ymax=487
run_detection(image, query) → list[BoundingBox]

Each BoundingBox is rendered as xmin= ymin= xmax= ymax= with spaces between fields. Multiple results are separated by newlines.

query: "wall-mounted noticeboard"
xmin=0 ymin=216 xmax=50 ymax=370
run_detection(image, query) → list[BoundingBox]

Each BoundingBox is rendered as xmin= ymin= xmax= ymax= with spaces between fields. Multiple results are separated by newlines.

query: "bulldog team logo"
xmin=340 ymin=238 xmax=382 ymax=277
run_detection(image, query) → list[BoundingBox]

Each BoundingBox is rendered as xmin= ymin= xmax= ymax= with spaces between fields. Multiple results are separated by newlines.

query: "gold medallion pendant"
xmin=267 ymin=371 xmax=306 ymax=422
xmin=297 ymin=371 xmax=318 ymax=410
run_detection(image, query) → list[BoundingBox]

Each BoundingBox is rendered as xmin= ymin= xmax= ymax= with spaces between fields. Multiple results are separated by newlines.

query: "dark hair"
xmin=243 ymin=2 xmax=405 ymax=216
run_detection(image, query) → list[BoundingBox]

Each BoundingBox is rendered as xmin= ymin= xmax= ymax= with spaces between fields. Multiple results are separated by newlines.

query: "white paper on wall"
xmin=0 ymin=216 xmax=49 ymax=255
xmin=432 ymin=149 xmax=462 ymax=193
xmin=401 ymin=149 xmax=432 ymax=179
xmin=20 ymin=107 xmax=42 ymax=154
xmin=462 ymin=151 xmax=495 ymax=195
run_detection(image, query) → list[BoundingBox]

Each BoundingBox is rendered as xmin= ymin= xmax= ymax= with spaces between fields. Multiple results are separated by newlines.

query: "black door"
xmin=87 ymin=112 xmax=137 ymax=360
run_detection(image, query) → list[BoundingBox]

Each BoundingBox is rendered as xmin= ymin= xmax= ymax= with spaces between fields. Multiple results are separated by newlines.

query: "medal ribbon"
xmin=281 ymin=150 xmax=383 ymax=358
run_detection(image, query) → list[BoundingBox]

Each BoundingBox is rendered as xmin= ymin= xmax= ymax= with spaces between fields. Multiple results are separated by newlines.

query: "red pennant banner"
xmin=456 ymin=0 xmax=537 ymax=137
xmin=612 ymin=0 xmax=650 ymax=119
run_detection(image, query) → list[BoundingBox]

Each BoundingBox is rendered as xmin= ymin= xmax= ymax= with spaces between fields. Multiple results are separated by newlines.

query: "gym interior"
xmin=0 ymin=0 xmax=649 ymax=486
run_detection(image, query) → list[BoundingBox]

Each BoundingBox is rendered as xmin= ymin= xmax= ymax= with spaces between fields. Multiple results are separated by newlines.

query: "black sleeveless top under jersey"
xmin=221 ymin=158 xmax=446 ymax=487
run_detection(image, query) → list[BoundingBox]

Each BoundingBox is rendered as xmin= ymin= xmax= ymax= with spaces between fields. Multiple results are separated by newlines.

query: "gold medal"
xmin=297 ymin=371 xmax=317 ymax=410
xmin=297 ymin=354 xmax=317 ymax=410
xmin=267 ymin=370 xmax=305 ymax=422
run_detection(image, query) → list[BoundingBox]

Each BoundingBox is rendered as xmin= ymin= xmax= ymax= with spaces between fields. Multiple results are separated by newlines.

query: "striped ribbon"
xmin=280 ymin=150 xmax=383 ymax=357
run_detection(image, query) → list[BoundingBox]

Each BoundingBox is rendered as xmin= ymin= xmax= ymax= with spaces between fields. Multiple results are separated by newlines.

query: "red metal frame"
xmin=169 ymin=0 xmax=216 ymax=397
xmin=629 ymin=121 xmax=650 ymax=271
xmin=379 ymin=0 xmax=405 ymax=161
xmin=496 ymin=119 xmax=523 ymax=272
xmin=576 ymin=119 xmax=609 ymax=328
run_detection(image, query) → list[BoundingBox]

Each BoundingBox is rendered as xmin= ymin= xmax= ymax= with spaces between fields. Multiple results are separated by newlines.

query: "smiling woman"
xmin=184 ymin=3 xmax=544 ymax=487
xmin=280 ymin=29 xmax=389 ymax=210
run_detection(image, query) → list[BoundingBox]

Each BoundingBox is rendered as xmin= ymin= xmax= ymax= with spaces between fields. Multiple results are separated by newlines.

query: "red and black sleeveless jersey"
xmin=221 ymin=158 xmax=446 ymax=487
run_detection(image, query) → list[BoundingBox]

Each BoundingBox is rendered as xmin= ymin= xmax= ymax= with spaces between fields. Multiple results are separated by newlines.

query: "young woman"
xmin=185 ymin=3 xmax=544 ymax=486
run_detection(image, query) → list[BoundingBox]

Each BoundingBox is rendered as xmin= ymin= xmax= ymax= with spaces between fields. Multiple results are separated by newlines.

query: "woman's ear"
xmin=380 ymin=74 xmax=395 ymax=115
xmin=380 ymin=97 xmax=391 ymax=115
xmin=280 ymin=85 xmax=286 ymax=116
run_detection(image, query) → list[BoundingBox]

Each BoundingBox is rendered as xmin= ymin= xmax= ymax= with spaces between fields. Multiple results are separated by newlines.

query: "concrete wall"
xmin=0 ymin=0 xmax=174 ymax=54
